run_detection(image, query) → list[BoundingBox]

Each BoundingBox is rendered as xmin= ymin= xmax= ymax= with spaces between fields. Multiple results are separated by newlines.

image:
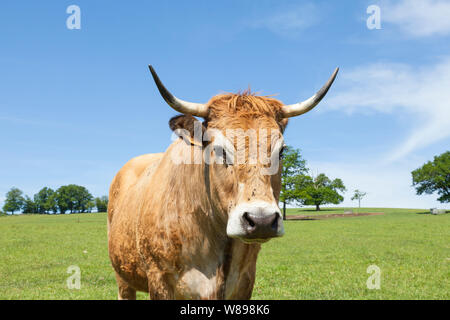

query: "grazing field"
xmin=0 ymin=208 xmax=448 ymax=300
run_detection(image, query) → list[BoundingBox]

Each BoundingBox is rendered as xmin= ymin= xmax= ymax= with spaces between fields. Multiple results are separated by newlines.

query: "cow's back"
xmin=107 ymin=153 xmax=164 ymax=291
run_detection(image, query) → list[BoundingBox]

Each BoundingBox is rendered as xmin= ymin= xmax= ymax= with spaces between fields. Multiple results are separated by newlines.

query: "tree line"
xmin=2 ymin=185 xmax=108 ymax=215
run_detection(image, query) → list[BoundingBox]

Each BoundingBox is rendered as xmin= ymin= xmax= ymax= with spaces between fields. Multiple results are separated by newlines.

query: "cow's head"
xmin=149 ymin=66 xmax=338 ymax=243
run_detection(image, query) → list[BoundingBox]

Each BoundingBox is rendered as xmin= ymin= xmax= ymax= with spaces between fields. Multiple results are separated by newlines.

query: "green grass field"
xmin=0 ymin=208 xmax=448 ymax=299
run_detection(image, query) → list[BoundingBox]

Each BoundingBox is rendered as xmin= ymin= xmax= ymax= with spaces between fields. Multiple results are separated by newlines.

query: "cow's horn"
xmin=281 ymin=68 xmax=339 ymax=118
xmin=148 ymin=65 xmax=208 ymax=117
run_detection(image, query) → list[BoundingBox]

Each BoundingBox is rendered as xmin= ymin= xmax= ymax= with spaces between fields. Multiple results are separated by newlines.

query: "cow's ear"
xmin=169 ymin=115 xmax=205 ymax=146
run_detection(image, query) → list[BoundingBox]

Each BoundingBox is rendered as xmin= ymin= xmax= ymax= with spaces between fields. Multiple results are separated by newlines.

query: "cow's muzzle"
xmin=242 ymin=211 xmax=279 ymax=239
xmin=226 ymin=202 xmax=284 ymax=242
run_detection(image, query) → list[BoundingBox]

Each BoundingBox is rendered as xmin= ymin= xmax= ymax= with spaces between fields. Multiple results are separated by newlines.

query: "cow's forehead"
xmin=206 ymin=93 xmax=284 ymax=119
xmin=213 ymin=116 xmax=281 ymax=132
xmin=205 ymin=92 xmax=286 ymax=131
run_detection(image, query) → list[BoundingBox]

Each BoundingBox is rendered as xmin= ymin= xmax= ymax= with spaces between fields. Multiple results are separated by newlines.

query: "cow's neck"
xmin=219 ymin=239 xmax=261 ymax=299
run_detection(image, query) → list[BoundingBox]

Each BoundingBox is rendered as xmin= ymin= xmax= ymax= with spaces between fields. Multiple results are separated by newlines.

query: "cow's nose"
xmin=242 ymin=211 xmax=279 ymax=239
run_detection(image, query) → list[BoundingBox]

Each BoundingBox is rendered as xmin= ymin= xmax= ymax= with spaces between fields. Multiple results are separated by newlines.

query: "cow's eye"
xmin=214 ymin=146 xmax=231 ymax=166
xmin=279 ymin=146 xmax=286 ymax=160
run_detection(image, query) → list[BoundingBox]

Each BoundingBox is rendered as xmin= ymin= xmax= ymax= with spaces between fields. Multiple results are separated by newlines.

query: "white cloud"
xmin=383 ymin=0 xmax=450 ymax=37
xmin=325 ymin=58 xmax=450 ymax=162
xmin=249 ymin=3 xmax=319 ymax=37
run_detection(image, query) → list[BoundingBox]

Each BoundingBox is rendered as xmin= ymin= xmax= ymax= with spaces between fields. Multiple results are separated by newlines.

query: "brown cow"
xmin=107 ymin=66 xmax=338 ymax=299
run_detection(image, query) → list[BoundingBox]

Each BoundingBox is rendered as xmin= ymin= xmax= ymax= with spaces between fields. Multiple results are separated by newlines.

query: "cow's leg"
xmin=147 ymin=272 xmax=175 ymax=300
xmin=115 ymin=273 xmax=136 ymax=300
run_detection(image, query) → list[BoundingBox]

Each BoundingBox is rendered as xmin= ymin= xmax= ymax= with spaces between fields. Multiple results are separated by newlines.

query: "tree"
xmin=95 ymin=196 xmax=109 ymax=213
xmin=86 ymin=200 xmax=95 ymax=213
xmin=22 ymin=196 xmax=37 ymax=214
xmin=55 ymin=185 xmax=71 ymax=214
xmin=47 ymin=192 xmax=58 ymax=214
xmin=279 ymin=146 xmax=308 ymax=220
xmin=300 ymin=173 xmax=346 ymax=211
xmin=351 ymin=189 xmax=367 ymax=208
xmin=412 ymin=151 xmax=450 ymax=203
xmin=55 ymin=185 xmax=93 ymax=214
xmin=34 ymin=187 xmax=56 ymax=214
xmin=72 ymin=185 xmax=93 ymax=213
xmin=2 ymin=187 xmax=25 ymax=215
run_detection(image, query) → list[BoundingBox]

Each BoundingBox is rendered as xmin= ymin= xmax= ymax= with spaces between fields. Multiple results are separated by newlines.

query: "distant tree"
xmin=34 ymin=187 xmax=56 ymax=214
xmin=22 ymin=196 xmax=37 ymax=214
xmin=55 ymin=185 xmax=93 ymax=213
xmin=72 ymin=185 xmax=93 ymax=213
xmin=351 ymin=189 xmax=367 ymax=208
xmin=95 ymin=196 xmax=109 ymax=213
xmin=412 ymin=151 xmax=450 ymax=203
xmin=86 ymin=200 xmax=95 ymax=213
xmin=280 ymin=146 xmax=308 ymax=220
xmin=55 ymin=185 xmax=71 ymax=214
xmin=300 ymin=174 xmax=346 ymax=211
xmin=2 ymin=187 xmax=25 ymax=215
xmin=47 ymin=192 xmax=58 ymax=214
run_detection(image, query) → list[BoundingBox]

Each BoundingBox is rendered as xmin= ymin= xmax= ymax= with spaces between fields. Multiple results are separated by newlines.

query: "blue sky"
xmin=1 ymin=0 xmax=449 ymax=209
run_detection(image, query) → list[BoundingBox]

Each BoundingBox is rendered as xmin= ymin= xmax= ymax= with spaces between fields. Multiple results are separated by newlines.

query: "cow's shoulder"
xmin=122 ymin=153 xmax=164 ymax=179
xmin=108 ymin=153 xmax=164 ymax=222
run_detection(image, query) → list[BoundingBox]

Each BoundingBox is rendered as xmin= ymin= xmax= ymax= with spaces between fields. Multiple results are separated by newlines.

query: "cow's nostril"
xmin=243 ymin=212 xmax=255 ymax=228
xmin=271 ymin=214 xmax=279 ymax=231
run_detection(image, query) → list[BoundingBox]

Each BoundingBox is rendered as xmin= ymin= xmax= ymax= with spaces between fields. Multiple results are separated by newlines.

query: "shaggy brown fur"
xmin=108 ymin=92 xmax=286 ymax=299
xmin=206 ymin=91 xmax=289 ymax=133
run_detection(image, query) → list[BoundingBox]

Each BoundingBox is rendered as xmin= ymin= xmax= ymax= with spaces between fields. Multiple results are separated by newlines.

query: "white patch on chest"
xmin=179 ymin=268 xmax=217 ymax=299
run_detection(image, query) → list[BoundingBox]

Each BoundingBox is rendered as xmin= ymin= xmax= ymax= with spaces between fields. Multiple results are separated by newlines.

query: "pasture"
xmin=0 ymin=208 xmax=448 ymax=300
